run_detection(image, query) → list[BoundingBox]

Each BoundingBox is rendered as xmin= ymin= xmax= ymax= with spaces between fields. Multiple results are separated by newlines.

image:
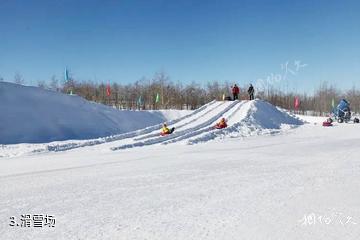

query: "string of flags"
xmin=64 ymin=67 xmax=164 ymax=104
xmin=294 ymin=97 xmax=336 ymax=110
xmin=62 ymin=68 xmax=340 ymax=112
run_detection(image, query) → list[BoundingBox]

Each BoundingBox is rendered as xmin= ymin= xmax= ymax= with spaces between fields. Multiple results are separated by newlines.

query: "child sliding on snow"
xmin=214 ymin=118 xmax=227 ymax=129
xmin=160 ymin=123 xmax=175 ymax=136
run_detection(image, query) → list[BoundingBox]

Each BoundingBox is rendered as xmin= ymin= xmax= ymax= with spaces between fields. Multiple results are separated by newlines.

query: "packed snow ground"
xmin=1 ymin=100 xmax=360 ymax=239
xmin=0 ymin=82 xmax=190 ymax=144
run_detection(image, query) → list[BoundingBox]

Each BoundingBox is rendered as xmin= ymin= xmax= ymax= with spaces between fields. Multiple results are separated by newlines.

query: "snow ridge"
xmin=111 ymin=101 xmax=239 ymax=150
xmin=0 ymin=82 xmax=167 ymax=144
xmin=112 ymin=100 xmax=303 ymax=150
xmin=188 ymin=100 xmax=304 ymax=144
xmin=42 ymin=100 xmax=217 ymax=152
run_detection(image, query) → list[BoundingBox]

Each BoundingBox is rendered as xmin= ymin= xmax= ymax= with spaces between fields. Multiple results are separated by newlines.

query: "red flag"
xmin=294 ymin=96 xmax=300 ymax=109
xmin=106 ymin=84 xmax=111 ymax=97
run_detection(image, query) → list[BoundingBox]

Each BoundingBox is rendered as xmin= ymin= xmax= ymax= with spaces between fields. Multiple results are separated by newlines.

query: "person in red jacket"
xmin=232 ymin=84 xmax=240 ymax=100
xmin=214 ymin=118 xmax=227 ymax=129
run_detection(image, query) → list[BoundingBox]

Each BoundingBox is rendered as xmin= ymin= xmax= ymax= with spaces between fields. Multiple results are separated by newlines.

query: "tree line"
xmin=2 ymin=72 xmax=359 ymax=115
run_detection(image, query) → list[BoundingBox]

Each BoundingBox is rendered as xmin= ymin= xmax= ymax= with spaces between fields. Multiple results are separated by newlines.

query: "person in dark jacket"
xmin=247 ymin=84 xmax=255 ymax=100
xmin=232 ymin=84 xmax=240 ymax=100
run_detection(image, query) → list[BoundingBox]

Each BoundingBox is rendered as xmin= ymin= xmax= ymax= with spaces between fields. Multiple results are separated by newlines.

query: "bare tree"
xmin=14 ymin=72 xmax=25 ymax=85
xmin=50 ymin=75 xmax=59 ymax=91
xmin=37 ymin=80 xmax=47 ymax=89
xmin=345 ymin=86 xmax=360 ymax=114
xmin=35 ymin=70 xmax=359 ymax=115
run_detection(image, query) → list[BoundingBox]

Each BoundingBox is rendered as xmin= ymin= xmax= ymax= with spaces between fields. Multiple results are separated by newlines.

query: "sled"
xmin=322 ymin=121 xmax=333 ymax=127
xmin=213 ymin=125 xmax=227 ymax=129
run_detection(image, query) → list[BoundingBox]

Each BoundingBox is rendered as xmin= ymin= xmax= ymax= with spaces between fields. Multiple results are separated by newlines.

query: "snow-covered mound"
xmin=0 ymin=98 xmax=303 ymax=156
xmin=107 ymin=100 xmax=304 ymax=150
xmin=0 ymin=82 xmax=180 ymax=144
xmin=187 ymin=100 xmax=303 ymax=144
xmin=247 ymin=100 xmax=303 ymax=129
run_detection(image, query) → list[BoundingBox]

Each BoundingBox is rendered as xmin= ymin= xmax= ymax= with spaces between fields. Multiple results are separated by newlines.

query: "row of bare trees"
xmin=255 ymin=82 xmax=360 ymax=115
xmin=60 ymin=72 xmax=212 ymax=110
xmin=274 ymin=83 xmax=359 ymax=115
xmin=2 ymin=72 xmax=359 ymax=114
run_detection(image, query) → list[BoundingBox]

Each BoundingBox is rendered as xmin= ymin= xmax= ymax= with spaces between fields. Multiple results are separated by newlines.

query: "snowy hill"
xmin=0 ymin=82 xmax=185 ymax=144
xmin=2 ymin=102 xmax=360 ymax=239
xmin=3 ymin=94 xmax=359 ymax=239
xmin=185 ymin=100 xmax=303 ymax=144
xmin=0 ymin=98 xmax=303 ymax=157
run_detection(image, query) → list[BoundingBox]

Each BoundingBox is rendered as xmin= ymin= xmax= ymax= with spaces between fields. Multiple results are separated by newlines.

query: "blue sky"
xmin=0 ymin=0 xmax=359 ymax=93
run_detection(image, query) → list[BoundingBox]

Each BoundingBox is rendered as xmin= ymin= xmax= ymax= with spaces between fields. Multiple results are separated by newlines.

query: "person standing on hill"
xmin=247 ymin=84 xmax=255 ymax=100
xmin=232 ymin=84 xmax=240 ymax=100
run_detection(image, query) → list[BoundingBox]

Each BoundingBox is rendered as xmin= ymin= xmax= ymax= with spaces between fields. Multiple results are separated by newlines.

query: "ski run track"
xmin=1 ymin=100 xmax=298 ymax=158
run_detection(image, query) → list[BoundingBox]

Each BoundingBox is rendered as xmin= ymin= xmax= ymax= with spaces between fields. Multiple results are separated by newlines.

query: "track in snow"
xmin=111 ymin=100 xmax=250 ymax=150
xmin=1 ymin=99 xmax=302 ymax=158
xmin=28 ymin=100 xmax=219 ymax=153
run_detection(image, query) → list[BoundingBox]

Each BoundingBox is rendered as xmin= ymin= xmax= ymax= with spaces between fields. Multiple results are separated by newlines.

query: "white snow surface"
xmin=1 ymin=98 xmax=360 ymax=239
xmin=0 ymin=82 xmax=189 ymax=144
xmin=0 ymin=99 xmax=302 ymax=157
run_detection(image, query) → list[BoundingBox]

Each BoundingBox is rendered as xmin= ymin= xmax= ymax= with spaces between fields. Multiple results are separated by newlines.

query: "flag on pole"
xmin=294 ymin=96 xmax=300 ymax=110
xmin=106 ymin=84 xmax=111 ymax=97
xmin=222 ymin=93 xmax=225 ymax=101
xmin=65 ymin=67 xmax=69 ymax=82
xmin=331 ymin=98 xmax=335 ymax=108
xmin=155 ymin=93 xmax=160 ymax=103
xmin=138 ymin=96 xmax=142 ymax=106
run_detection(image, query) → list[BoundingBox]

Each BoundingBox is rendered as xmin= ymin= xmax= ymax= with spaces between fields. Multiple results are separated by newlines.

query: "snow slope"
xmin=1 ymin=118 xmax=359 ymax=240
xmin=0 ymin=82 xmax=189 ymax=144
xmin=0 ymin=99 xmax=304 ymax=157
xmin=0 ymin=100 xmax=218 ymax=157
xmin=110 ymin=100 xmax=303 ymax=150
xmin=186 ymin=100 xmax=303 ymax=144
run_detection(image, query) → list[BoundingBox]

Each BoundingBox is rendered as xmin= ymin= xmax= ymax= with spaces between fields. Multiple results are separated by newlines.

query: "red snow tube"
xmin=214 ymin=124 xmax=227 ymax=129
xmin=322 ymin=121 xmax=333 ymax=127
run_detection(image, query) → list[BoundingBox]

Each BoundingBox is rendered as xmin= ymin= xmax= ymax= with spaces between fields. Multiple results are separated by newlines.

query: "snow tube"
xmin=322 ymin=121 xmax=333 ymax=127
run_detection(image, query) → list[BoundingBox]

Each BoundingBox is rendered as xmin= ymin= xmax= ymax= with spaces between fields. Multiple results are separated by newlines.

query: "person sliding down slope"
xmin=214 ymin=118 xmax=228 ymax=129
xmin=160 ymin=123 xmax=175 ymax=136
